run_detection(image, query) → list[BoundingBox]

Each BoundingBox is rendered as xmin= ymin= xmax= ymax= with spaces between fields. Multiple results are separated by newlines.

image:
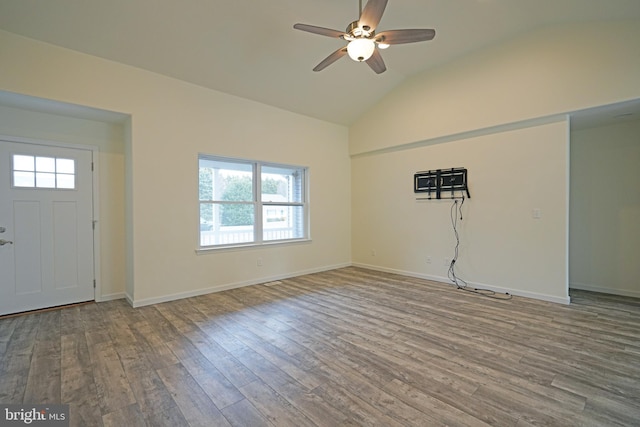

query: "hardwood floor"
xmin=1 ymin=267 xmax=639 ymax=426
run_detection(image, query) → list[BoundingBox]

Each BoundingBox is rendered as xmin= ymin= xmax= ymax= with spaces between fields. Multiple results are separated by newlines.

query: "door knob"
xmin=0 ymin=239 xmax=13 ymax=246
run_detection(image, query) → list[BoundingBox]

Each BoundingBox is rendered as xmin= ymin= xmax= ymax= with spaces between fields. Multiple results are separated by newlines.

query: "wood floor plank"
xmin=0 ymin=314 xmax=40 ymax=403
xmin=220 ymin=398 xmax=275 ymax=427
xmin=87 ymin=340 xmax=137 ymax=415
xmin=238 ymin=380 xmax=316 ymax=427
xmin=272 ymin=381 xmax=352 ymax=427
xmin=217 ymin=291 xmax=307 ymax=356
xmin=104 ymin=317 xmax=138 ymax=348
xmin=524 ymin=349 xmax=640 ymax=401
xmin=60 ymin=306 xmax=86 ymax=336
xmin=61 ymin=332 xmax=102 ymax=427
xmin=213 ymin=314 xmax=327 ymax=391
xmin=383 ymin=378 xmax=492 ymax=427
xmin=137 ymin=305 xmax=184 ymax=343
xmin=156 ymin=362 xmax=231 ymax=427
xmin=115 ymin=342 xmax=189 ymax=426
xmin=0 ymin=317 xmax=17 ymax=358
xmin=102 ymin=403 xmax=146 ymax=427
xmin=179 ymin=326 xmax=259 ymax=389
xmin=78 ymin=302 xmax=107 ymax=331
xmin=580 ymin=393 xmax=640 ymax=426
xmin=128 ymin=320 xmax=180 ymax=369
xmin=311 ymin=382 xmax=407 ymax=427
xmin=23 ymin=337 xmax=61 ymax=403
xmin=180 ymin=353 xmax=245 ymax=410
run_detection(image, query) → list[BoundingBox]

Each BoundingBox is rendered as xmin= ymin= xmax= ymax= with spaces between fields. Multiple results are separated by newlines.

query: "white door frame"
xmin=0 ymin=134 xmax=102 ymax=304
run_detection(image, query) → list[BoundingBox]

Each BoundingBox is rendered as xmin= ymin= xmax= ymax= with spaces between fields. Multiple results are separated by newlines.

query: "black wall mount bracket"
xmin=414 ymin=167 xmax=470 ymax=200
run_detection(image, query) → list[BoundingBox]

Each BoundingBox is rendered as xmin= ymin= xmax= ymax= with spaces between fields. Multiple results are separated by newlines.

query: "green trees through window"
xmin=198 ymin=155 xmax=308 ymax=248
xmin=220 ymin=176 xmax=253 ymax=226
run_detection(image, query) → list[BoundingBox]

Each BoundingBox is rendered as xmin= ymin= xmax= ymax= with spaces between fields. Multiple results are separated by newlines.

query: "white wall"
xmin=0 ymin=30 xmax=351 ymax=306
xmin=0 ymin=104 xmax=126 ymax=300
xmin=352 ymin=120 xmax=570 ymax=303
xmin=570 ymin=119 xmax=640 ymax=297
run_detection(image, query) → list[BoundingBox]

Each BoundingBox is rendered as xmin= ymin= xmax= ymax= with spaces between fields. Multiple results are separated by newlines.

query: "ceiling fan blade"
xmin=313 ymin=47 xmax=348 ymax=72
xmin=366 ymin=49 xmax=386 ymax=74
xmin=293 ymin=23 xmax=346 ymax=39
xmin=358 ymin=0 xmax=388 ymax=32
xmin=376 ymin=29 xmax=436 ymax=45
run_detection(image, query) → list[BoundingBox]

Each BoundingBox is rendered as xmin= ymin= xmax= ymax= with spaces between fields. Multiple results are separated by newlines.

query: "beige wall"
xmin=352 ymin=120 xmax=570 ymax=303
xmin=570 ymin=119 xmax=640 ymax=297
xmin=350 ymin=20 xmax=640 ymax=156
xmin=0 ymin=30 xmax=351 ymax=306
xmin=0 ymin=104 xmax=126 ymax=300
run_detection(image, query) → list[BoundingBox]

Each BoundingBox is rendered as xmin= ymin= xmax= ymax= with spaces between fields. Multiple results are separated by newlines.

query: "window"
xmin=12 ymin=154 xmax=76 ymax=189
xmin=198 ymin=155 xmax=308 ymax=248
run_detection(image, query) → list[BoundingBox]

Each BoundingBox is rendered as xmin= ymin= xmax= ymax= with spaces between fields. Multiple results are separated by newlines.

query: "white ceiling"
xmin=1 ymin=0 xmax=640 ymax=126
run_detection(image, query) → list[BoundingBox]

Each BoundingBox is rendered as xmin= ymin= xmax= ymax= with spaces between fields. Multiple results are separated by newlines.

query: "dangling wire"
xmin=447 ymin=198 xmax=468 ymax=288
xmin=448 ymin=197 xmax=512 ymax=300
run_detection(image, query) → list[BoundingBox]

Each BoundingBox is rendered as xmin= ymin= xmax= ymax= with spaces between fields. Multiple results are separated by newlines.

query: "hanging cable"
xmin=447 ymin=197 xmax=512 ymax=300
xmin=447 ymin=198 xmax=467 ymax=288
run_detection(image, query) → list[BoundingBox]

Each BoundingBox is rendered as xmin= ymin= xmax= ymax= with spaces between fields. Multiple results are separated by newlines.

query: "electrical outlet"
xmin=443 ymin=258 xmax=450 ymax=267
xmin=371 ymin=250 xmax=376 ymax=257
xmin=426 ymin=256 xmax=432 ymax=264
xmin=257 ymin=258 xmax=263 ymax=267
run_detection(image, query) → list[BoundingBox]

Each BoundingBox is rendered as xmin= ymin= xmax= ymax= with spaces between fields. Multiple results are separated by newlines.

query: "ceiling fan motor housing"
xmin=346 ymin=21 xmax=373 ymax=38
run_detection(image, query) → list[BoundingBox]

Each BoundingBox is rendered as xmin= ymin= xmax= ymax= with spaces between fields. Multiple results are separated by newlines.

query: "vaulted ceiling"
xmin=1 ymin=0 xmax=639 ymax=125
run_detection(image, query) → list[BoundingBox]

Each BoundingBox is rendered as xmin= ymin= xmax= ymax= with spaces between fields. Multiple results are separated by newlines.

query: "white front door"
xmin=0 ymin=140 xmax=95 ymax=316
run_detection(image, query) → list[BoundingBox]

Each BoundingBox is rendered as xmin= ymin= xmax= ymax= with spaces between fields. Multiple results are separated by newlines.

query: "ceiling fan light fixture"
xmin=293 ymin=0 xmax=436 ymax=73
xmin=347 ymin=38 xmax=375 ymax=62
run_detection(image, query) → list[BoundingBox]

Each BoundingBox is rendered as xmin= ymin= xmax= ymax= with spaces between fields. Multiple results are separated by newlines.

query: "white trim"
xmin=0 ymin=134 xmax=101 ymax=304
xmin=91 ymin=148 xmax=102 ymax=304
xmin=195 ymin=237 xmax=312 ymax=255
xmin=570 ymin=282 xmax=640 ymax=299
xmin=96 ymin=292 xmax=126 ymax=302
xmin=127 ymin=262 xmax=351 ymax=308
xmin=350 ymin=114 xmax=569 ymax=158
xmin=0 ymin=134 xmax=98 ymax=152
xmin=564 ymin=115 xmax=571 ymax=302
xmin=352 ymin=262 xmax=571 ymax=305
xmin=127 ymin=260 xmax=574 ymax=308
xmin=125 ymin=292 xmax=134 ymax=307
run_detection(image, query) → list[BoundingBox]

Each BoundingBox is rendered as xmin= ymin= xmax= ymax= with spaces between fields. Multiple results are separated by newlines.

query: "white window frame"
xmin=11 ymin=153 xmax=77 ymax=190
xmin=197 ymin=154 xmax=309 ymax=252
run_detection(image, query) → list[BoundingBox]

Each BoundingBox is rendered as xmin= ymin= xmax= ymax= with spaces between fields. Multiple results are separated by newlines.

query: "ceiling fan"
xmin=294 ymin=0 xmax=436 ymax=74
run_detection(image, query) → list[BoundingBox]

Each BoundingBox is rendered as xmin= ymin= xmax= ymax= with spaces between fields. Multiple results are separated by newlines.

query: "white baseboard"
xmin=96 ymin=292 xmax=126 ymax=302
xmin=352 ymin=262 xmax=449 ymax=284
xmin=570 ymin=282 xmax=640 ymax=299
xmin=352 ymin=262 xmax=571 ymax=305
xmin=128 ymin=262 xmax=352 ymax=308
xmin=120 ymin=261 xmax=576 ymax=308
xmin=125 ymin=292 xmax=134 ymax=307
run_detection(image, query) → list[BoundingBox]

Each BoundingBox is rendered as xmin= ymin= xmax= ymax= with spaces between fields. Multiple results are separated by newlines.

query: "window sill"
xmin=195 ymin=238 xmax=311 ymax=255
